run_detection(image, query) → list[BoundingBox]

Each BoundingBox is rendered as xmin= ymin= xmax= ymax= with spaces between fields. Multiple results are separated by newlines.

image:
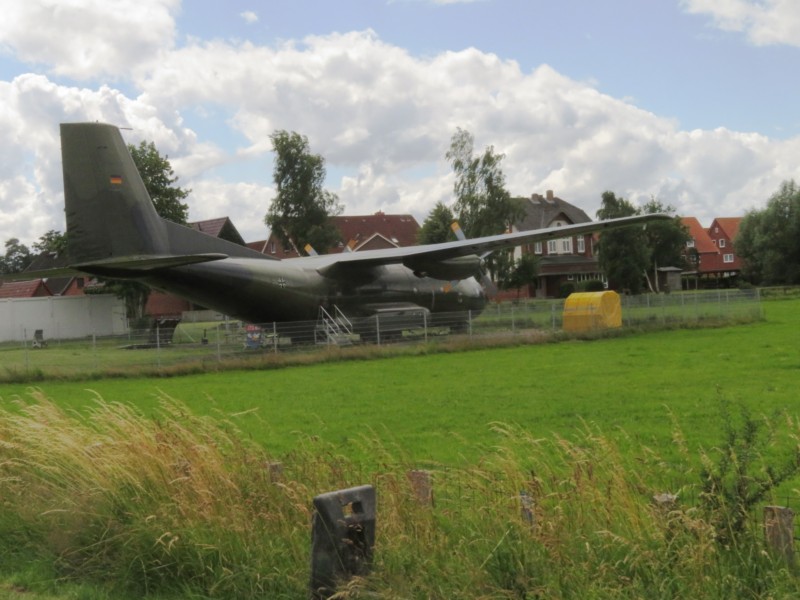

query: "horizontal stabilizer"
xmin=72 ymin=253 xmax=228 ymax=276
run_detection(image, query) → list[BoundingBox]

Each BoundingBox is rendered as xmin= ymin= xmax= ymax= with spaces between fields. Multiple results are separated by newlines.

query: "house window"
xmin=577 ymin=236 xmax=585 ymax=253
xmin=723 ymin=253 xmax=734 ymax=263
xmin=547 ymin=240 xmax=558 ymax=254
xmin=534 ymin=242 xmax=542 ymax=255
xmin=719 ymin=239 xmax=726 ymax=248
xmin=686 ymin=239 xmax=695 ymax=248
xmin=560 ymin=237 xmax=572 ymax=253
xmin=269 ymin=242 xmax=276 ymax=254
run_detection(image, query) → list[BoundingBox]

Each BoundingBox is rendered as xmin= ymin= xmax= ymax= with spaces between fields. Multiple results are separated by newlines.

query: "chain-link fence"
xmin=0 ymin=289 xmax=762 ymax=379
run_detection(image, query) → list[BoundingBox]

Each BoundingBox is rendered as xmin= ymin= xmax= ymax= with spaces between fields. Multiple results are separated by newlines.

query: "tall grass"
xmin=0 ymin=391 xmax=797 ymax=598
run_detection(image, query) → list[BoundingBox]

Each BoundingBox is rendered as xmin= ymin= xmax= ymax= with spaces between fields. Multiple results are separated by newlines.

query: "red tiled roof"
xmin=189 ymin=217 xmax=247 ymax=245
xmin=0 ymin=279 xmax=52 ymax=298
xmin=681 ymin=217 xmax=718 ymax=254
xmin=190 ymin=217 xmax=230 ymax=237
xmin=711 ymin=217 xmax=742 ymax=241
xmin=331 ymin=213 xmax=420 ymax=251
xmin=254 ymin=212 xmax=421 ymax=257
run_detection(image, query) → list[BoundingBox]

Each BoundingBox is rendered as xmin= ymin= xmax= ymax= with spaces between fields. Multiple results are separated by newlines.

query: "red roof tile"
xmin=0 ymin=279 xmax=52 ymax=298
xmin=681 ymin=217 xmax=718 ymax=254
xmin=710 ymin=217 xmax=742 ymax=241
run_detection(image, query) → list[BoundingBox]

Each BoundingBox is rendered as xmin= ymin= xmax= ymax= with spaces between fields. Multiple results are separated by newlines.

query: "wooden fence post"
xmin=764 ymin=505 xmax=795 ymax=567
xmin=407 ymin=469 xmax=433 ymax=506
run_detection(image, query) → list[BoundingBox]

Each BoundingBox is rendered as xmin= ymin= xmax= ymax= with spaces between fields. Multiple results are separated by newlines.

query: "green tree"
xmin=596 ymin=191 xmax=648 ymax=294
xmin=0 ymin=238 xmax=32 ymax=274
xmin=418 ymin=201 xmax=457 ymax=245
xmin=128 ymin=141 xmax=190 ymax=224
xmin=640 ymin=198 xmax=690 ymax=292
xmin=736 ymin=180 xmax=800 ymax=285
xmin=446 ymin=128 xmax=523 ymax=282
xmin=501 ymin=253 xmax=539 ymax=298
xmin=265 ymin=131 xmax=342 ymax=254
xmin=32 ymin=230 xmax=68 ymax=255
xmin=104 ymin=142 xmax=191 ymax=322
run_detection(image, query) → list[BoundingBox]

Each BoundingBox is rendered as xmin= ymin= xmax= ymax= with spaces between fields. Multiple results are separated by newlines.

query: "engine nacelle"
xmin=404 ymin=254 xmax=482 ymax=280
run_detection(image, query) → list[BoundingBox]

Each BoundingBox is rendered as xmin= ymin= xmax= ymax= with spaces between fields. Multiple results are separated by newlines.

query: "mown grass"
xmin=1 ymin=299 xmax=795 ymax=466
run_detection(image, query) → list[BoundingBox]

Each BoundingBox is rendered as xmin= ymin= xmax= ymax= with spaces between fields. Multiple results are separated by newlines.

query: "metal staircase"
xmin=315 ymin=305 xmax=355 ymax=345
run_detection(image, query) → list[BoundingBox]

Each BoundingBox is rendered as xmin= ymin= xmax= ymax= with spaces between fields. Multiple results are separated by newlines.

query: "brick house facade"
xmin=512 ymin=191 xmax=605 ymax=298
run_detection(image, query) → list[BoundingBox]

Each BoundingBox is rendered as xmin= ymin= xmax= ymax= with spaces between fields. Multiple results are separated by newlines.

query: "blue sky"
xmin=1 ymin=0 xmax=799 ymax=245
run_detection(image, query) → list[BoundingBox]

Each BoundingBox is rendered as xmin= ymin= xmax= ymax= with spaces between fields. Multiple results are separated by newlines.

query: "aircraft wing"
xmin=312 ymin=213 xmax=671 ymax=280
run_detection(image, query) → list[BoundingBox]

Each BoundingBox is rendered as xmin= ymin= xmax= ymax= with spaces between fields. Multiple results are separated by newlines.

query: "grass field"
xmin=0 ymin=298 xmax=794 ymax=466
xmin=0 ymin=297 xmax=797 ymax=598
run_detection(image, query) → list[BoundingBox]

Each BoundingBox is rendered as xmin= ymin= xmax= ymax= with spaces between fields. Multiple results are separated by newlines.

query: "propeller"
xmin=450 ymin=222 xmax=498 ymax=297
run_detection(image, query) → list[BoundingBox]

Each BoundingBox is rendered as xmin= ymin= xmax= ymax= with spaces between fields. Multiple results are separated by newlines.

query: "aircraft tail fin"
xmin=61 ymin=122 xmax=173 ymax=264
xmin=60 ymin=122 xmax=270 ymax=271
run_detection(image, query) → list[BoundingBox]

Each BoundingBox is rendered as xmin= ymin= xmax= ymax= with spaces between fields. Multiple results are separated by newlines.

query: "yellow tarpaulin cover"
xmin=562 ymin=291 xmax=622 ymax=332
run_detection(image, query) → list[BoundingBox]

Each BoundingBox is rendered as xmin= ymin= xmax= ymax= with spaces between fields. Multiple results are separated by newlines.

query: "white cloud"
xmin=240 ymin=10 xmax=258 ymax=24
xmin=682 ymin=0 xmax=800 ymax=46
xmin=0 ymin=0 xmax=179 ymax=80
xmin=1 ymin=28 xmax=799 ymax=249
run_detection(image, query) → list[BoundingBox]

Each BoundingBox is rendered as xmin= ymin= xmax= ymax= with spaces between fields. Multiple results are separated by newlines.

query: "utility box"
xmin=310 ymin=485 xmax=376 ymax=599
xmin=562 ymin=291 xmax=622 ymax=332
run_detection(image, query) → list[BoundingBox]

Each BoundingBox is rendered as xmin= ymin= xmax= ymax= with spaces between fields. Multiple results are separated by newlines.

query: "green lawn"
xmin=2 ymin=298 xmax=796 ymax=467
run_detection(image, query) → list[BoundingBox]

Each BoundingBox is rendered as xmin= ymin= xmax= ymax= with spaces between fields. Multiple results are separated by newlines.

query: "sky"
xmin=1 ymin=0 xmax=799 ymax=247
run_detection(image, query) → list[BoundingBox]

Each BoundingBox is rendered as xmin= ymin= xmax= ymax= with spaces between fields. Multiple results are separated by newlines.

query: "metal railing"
xmin=0 ymin=289 xmax=762 ymax=379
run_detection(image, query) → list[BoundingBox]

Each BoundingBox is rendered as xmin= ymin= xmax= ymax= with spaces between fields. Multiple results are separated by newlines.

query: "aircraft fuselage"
xmin=142 ymin=258 xmax=486 ymax=323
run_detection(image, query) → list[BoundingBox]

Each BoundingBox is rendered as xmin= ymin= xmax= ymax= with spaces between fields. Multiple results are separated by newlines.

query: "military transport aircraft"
xmin=7 ymin=122 xmax=669 ymax=329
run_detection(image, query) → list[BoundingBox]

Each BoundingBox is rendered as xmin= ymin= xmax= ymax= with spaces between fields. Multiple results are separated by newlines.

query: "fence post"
xmin=423 ymin=311 xmax=428 ymax=343
xmin=407 ymin=470 xmax=433 ymax=506
xmin=22 ymin=327 xmax=29 ymax=372
xmin=273 ymin=322 xmax=278 ymax=353
xmin=520 ymin=489 xmax=534 ymax=527
xmin=511 ymin=305 xmax=515 ymax=334
xmin=310 ymin=485 xmax=376 ymax=599
xmin=764 ymin=506 xmax=795 ymax=567
xmin=376 ymin=315 xmax=381 ymax=346
xmin=468 ymin=310 xmax=473 ymax=338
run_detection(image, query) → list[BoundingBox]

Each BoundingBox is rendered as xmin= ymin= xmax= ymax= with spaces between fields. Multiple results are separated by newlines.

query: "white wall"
xmin=0 ymin=295 xmax=128 ymax=342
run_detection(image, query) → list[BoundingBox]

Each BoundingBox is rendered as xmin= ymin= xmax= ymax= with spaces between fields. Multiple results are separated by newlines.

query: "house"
xmin=189 ymin=217 xmax=247 ymax=246
xmin=704 ymin=217 xmax=743 ymax=282
xmin=253 ymin=212 xmax=421 ymax=258
xmin=511 ymin=191 xmax=606 ymax=298
xmin=0 ymin=279 xmax=52 ymax=299
xmin=24 ymin=253 xmax=89 ymax=296
xmin=679 ymin=216 xmax=744 ymax=287
xmin=680 ymin=217 xmax=718 ymax=288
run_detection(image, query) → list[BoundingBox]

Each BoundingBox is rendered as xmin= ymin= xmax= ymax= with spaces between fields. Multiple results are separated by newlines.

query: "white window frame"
xmin=534 ymin=242 xmax=542 ymax=255
xmin=719 ymin=239 xmax=726 ymax=248
xmin=686 ymin=239 xmax=695 ymax=248
xmin=577 ymin=236 xmax=585 ymax=253
xmin=547 ymin=240 xmax=558 ymax=254
xmin=560 ymin=237 xmax=572 ymax=253
xmin=723 ymin=253 xmax=734 ymax=263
